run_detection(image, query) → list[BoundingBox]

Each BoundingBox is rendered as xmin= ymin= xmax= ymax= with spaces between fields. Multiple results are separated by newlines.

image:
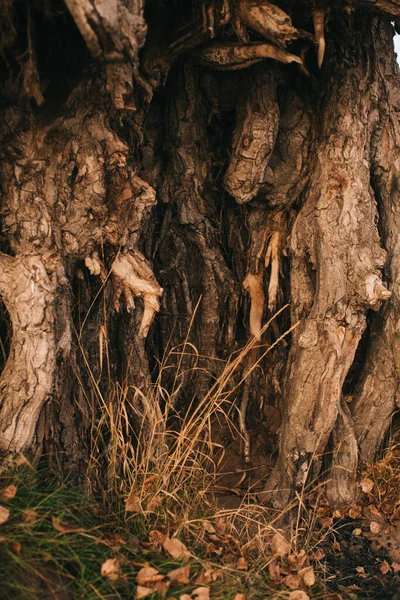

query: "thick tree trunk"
xmin=1 ymin=0 xmax=400 ymax=506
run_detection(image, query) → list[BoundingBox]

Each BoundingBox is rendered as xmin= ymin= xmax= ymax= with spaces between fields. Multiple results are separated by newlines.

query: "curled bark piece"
xmin=312 ymin=8 xmax=326 ymax=68
xmin=111 ymin=251 xmax=163 ymax=339
xmin=85 ymin=252 xmax=106 ymax=281
xmin=224 ymin=67 xmax=279 ymax=203
xmin=265 ymin=231 xmax=280 ymax=313
xmin=236 ymin=0 xmax=299 ymax=48
xmin=0 ymin=253 xmax=68 ymax=452
xmin=243 ymin=273 xmax=265 ymax=340
xmin=196 ymin=42 xmax=302 ymax=71
xmin=364 ymin=274 xmax=391 ymax=307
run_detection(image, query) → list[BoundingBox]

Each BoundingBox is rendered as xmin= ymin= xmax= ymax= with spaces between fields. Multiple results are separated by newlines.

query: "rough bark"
xmin=0 ymin=0 xmax=399 ymax=508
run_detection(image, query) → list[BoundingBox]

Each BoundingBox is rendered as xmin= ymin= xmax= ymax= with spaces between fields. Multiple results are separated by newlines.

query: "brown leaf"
xmin=299 ymin=566 xmax=315 ymax=588
xmin=284 ymin=574 xmax=302 ymax=589
xmin=137 ymin=566 xmax=164 ymax=585
xmin=152 ymin=580 xmax=170 ymax=597
xmin=135 ymin=585 xmax=154 ymax=599
xmin=0 ymin=485 xmax=17 ymax=501
xmin=289 ymin=592 xmax=310 ymax=600
xmin=271 ymin=532 xmax=290 ymax=557
xmin=147 ymin=495 xmax=163 ymax=511
xmin=194 ymin=569 xmax=222 ymax=584
xmin=200 ymin=521 xmax=216 ymax=534
xmin=368 ymin=504 xmax=381 ymax=517
xmin=191 ymin=588 xmax=209 ymax=600
xmin=288 ymin=549 xmax=307 ymax=570
xmin=214 ymin=517 xmax=227 ymax=536
xmin=22 ymin=509 xmax=39 ymax=525
xmin=167 ymin=565 xmax=190 ymax=584
xmin=352 ymin=528 xmax=362 ymax=537
xmin=180 ymin=595 xmax=192 ymax=600
xmin=360 ymin=477 xmax=374 ymax=493
xmin=348 ymin=505 xmax=362 ymax=519
xmin=268 ymin=559 xmax=281 ymax=581
xmin=379 ymin=560 xmax=390 ymax=575
xmin=236 ymin=557 xmax=248 ymax=571
xmin=310 ymin=548 xmax=325 ymax=561
xmin=0 ymin=505 xmax=10 ymax=525
xmin=233 ymin=595 xmax=246 ymax=600
xmin=125 ymin=494 xmax=143 ymax=514
xmin=392 ymin=562 xmax=400 ymax=573
xmin=163 ymin=537 xmax=190 ymax=561
xmin=52 ymin=517 xmax=85 ymax=534
xmin=9 ymin=541 xmax=21 ymax=554
xmin=369 ymin=521 xmax=382 ymax=534
xmin=149 ymin=529 xmax=167 ymax=550
xmin=101 ymin=558 xmax=121 ymax=581
xmin=319 ymin=516 xmax=333 ymax=528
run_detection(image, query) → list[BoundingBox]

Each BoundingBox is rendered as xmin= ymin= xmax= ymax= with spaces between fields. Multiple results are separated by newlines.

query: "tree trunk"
xmin=0 ymin=0 xmax=400 ymax=505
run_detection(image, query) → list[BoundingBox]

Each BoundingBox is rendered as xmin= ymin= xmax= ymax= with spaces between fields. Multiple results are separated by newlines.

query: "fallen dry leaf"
xmin=214 ymin=517 xmax=227 ymax=536
xmin=137 ymin=566 xmax=164 ymax=585
xmin=135 ymin=585 xmax=154 ymax=599
xmin=299 ymin=566 xmax=315 ymax=588
xmin=348 ymin=505 xmax=362 ymax=519
xmin=180 ymin=595 xmax=192 ymax=600
xmin=236 ymin=556 xmax=248 ymax=571
xmin=167 ymin=565 xmax=190 ymax=584
xmin=125 ymin=494 xmax=143 ymax=514
xmin=289 ymin=592 xmax=310 ymax=600
xmin=284 ymin=574 xmax=302 ymax=589
xmin=191 ymin=588 xmax=209 ymax=600
xmin=147 ymin=495 xmax=163 ymax=511
xmin=163 ymin=537 xmax=190 ymax=561
xmin=368 ymin=504 xmax=381 ymax=517
xmin=360 ymin=477 xmax=374 ymax=493
xmin=352 ymin=528 xmax=362 ymax=536
xmin=149 ymin=529 xmax=167 ymax=550
xmin=271 ymin=532 xmax=290 ymax=557
xmin=310 ymin=548 xmax=325 ymax=561
xmin=0 ymin=505 xmax=10 ymax=525
xmin=0 ymin=485 xmax=17 ymax=501
xmin=319 ymin=516 xmax=334 ymax=528
xmin=369 ymin=521 xmax=382 ymax=534
xmin=233 ymin=595 xmax=246 ymax=600
xmin=101 ymin=558 xmax=121 ymax=581
xmin=22 ymin=509 xmax=39 ymax=525
xmin=152 ymin=580 xmax=170 ymax=596
xmin=392 ymin=562 xmax=400 ymax=573
xmin=288 ymin=549 xmax=307 ymax=570
xmin=201 ymin=521 xmax=216 ymax=534
xmin=380 ymin=560 xmax=390 ymax=575
xmin=194 ymin=569 xmax=222 ymax=584
xmin=268 ymin=559 xmax=281 ymax=581
xmin=9 ymin=541 xmax=21 ymax=554
xmin=52 ymin=517 xmax=85 ymax=534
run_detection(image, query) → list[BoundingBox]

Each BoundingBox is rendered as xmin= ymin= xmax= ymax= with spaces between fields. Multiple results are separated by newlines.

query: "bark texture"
xmin=0 ymin=0 xmax=400 ymax=506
